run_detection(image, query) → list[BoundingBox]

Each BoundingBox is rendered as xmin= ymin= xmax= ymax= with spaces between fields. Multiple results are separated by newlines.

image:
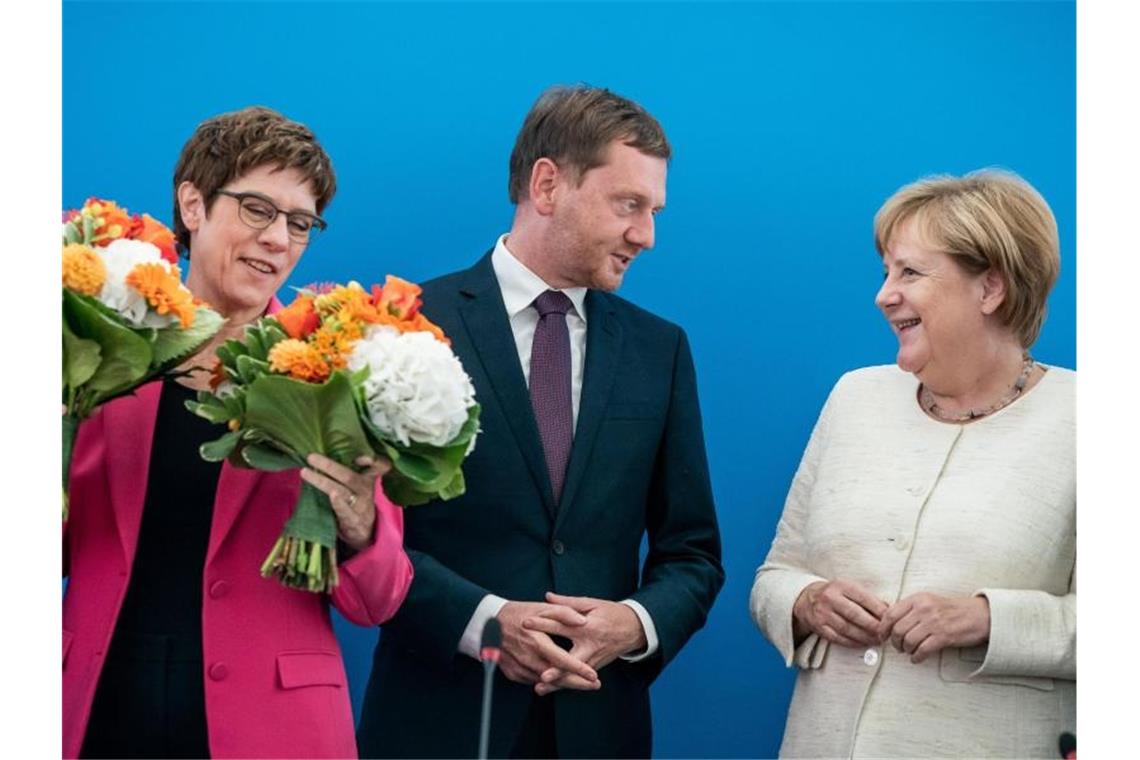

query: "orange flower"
xmin=131 ymin=214 xmax=178 ymax=264
xmin=404 ymin=312 xmax=450 ymax=345
xmin=336 ymin=297 xmax=382 ymax=328
xmin=268 ymin=339 xmax=330 ymax=383
xmin=275 ymin=295 xmax=321 ymax=339
xmin=314 ymin=282 xmax=369 ymax=316
xmin=125 ymin=262 xmax=197 ymax=328
xmin=82 ymin=198 xmax=134 ymax=245
xmin=311 ymin=321 xmax=363 ymax=370
xmin=369 ymin=308 xmax=449 ymax=344
xmin=208 ymin=360 xmax=229 ymax=391
xmin=62 ymin=243 xmax=106 ymax=295
xmin=373 ymin=276 xmax=423 ymax=320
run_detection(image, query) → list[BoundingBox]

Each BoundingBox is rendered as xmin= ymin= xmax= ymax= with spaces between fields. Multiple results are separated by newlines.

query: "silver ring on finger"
xmin=345 ymin=491 xmax=358 ymax=509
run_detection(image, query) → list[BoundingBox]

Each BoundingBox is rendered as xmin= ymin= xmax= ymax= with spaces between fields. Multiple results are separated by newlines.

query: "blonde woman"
xmin=750 ymin=170 xmax=1074 ymax=758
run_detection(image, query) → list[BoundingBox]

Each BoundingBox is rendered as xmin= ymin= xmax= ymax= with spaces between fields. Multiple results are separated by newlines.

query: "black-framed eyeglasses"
xmin=215 ymin=189 xmax=327 ymax=244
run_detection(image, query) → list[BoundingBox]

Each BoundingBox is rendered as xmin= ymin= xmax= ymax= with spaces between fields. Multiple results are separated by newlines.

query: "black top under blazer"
xmin=357 ymin=252 xmax=724 ymax=758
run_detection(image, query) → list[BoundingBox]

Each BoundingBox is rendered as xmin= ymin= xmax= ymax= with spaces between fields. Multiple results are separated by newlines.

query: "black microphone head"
xmin=1058 ymin=732 xmax=1076 ymax=758
xmin=481 ymin=618 xmax=502 ymax=651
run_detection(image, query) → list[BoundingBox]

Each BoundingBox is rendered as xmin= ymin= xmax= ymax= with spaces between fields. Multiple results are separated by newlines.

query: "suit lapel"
xmin=204 ymin=462 xmax=263 ymax=568
xmin=556 ymin=290 xmax=621 ymax=526
xmin=455 ymin=254 xmax=557 ymax=516
xmin=104 ymin=382 xmax=163 ymax=562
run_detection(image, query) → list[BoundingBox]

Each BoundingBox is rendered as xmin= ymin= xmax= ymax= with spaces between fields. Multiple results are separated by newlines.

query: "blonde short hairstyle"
xmin=874 ymin=169 xmax=1061 ymax=347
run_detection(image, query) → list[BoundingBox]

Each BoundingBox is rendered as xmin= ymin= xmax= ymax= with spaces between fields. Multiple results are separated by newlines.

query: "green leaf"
xmin=437 ymin=469 xmax=466 ymax=501
xmin=387 ymin=447 xmax=441 ymax=484
xmin=380 ymin=473 xmax=436 ymax=507
xmin=63 ymin=223 xmax=82 ymax=245
xmin=245 ymin=326 xmax=267 ymax=359
xmin=150 ymin=306 xmax=225 ymax=367
xmin=244 ymin=371 xmax=373 ymax=466
xmin=216 ymin=343 xmax=237 ymax=368
xmin=185 ymin=394 xmax=233 ymax=425
xmin=221 ymin=338 xmax=250 ymax=363
xmin=236 ymin=354 xmax=270 ymax=384
xmin=200 ymin=430 xmax=242 ymax=461
xmin=359 ymin=403 xmax=481 ymax=502
xmin=262 ymin=322 xmax=288 ymax=347
xmin=241 ymin=442 xmax=304 ymax=471
xmin=222 ymin=392 xmax=247 ymax=420
xmin=62 ymin=319 xmax=102 ymax=389
xmin=63 ymin=290 xmax=152 ymax=397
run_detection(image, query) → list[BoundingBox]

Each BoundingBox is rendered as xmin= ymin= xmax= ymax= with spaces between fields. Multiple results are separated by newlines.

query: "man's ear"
xmin=177 ymin=181 xmax=205 ymax=233
xmin=527 ymin=158 xmax=562 ymax=216
xmin=980 ymin=268 xmax=1007 ymax=316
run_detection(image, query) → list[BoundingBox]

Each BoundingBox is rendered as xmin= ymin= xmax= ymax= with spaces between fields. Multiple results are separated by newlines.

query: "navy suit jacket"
xmin=358 ymin=252 xmax=723 ymax=758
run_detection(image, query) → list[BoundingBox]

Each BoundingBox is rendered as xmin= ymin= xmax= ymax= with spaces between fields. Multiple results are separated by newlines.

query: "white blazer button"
xmin=863 ymin=648 xmax=880 ymax=666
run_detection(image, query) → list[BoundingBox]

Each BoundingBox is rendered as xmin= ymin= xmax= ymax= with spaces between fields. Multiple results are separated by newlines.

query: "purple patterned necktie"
xmin=529 ymin=290 xmax=574 ymax=504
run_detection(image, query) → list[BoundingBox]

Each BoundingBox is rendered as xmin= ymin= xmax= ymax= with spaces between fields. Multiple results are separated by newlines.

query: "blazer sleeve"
xmin=749 ymin=381 xmax=838 ymax=668
xmin=971 ymin=561 xmax=1076 ymax=681
xmin=329 ymin=481 xmax=415 ymax=627
xmin=626 ymin=328 xmax=725 ymax=676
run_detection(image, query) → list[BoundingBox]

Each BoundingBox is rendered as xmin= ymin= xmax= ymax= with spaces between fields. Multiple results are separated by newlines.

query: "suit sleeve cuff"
xmin=618 ymin=599 xmax=659 ymax=662
xmin=458 ymin=594 xmax=509 ymax=660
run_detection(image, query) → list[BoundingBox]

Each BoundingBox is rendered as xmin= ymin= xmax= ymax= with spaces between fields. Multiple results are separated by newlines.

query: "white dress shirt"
xmin=457 ymin=235 xmax=659 ymax=663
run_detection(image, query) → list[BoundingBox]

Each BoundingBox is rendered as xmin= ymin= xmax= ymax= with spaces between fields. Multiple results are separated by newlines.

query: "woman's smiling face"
xmin=874 ymin=217 xmax=991 ymax=381
xmin=181 ymin=164 xmax=318 ymax=320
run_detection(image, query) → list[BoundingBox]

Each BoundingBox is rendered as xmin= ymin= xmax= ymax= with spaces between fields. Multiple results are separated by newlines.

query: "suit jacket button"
xmin=208 ymin=662 xmax=229 ymax=681
xmin=551 ymin=540 xmax=565 ymax=556
xmin=209 ymin=580 xmax=231 ymax=599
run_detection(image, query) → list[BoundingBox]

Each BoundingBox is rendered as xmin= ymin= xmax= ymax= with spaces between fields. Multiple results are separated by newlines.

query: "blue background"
xmin=64 ymin=1 xmax=1075 ymax=757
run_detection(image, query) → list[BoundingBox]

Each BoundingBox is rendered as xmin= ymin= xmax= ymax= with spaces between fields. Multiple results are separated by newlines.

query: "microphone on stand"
xmin=1058 ymin=732 xmax=1076 ymax=759
xmin=478 ymin=618 xmax=503 ymax=760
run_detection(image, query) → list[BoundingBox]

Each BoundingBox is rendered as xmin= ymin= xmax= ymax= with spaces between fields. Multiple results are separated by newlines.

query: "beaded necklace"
xmin=918 ymin=354 xmax=1037 ymax=423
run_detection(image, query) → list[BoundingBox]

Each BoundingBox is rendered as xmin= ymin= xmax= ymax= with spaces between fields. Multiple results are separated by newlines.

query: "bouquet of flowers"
xmin=62 ymin=198 xmax=224 ymax=519
xmin=188 ymin=277 xmax=480 ymax=592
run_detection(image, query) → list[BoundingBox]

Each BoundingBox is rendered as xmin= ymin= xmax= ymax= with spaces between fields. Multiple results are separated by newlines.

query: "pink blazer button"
xmin=209 ymin=580 xmax=231 ymax=599
xmin=209 ymin=662 xmax=229 ymax=681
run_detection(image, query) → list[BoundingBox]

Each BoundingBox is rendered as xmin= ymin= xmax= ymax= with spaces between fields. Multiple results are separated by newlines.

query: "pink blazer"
xmin=63 ymin=381 xmax=414 ymax=758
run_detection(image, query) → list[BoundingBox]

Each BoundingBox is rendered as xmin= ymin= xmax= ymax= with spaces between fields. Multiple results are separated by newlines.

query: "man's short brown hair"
xmin=507 ymin=85 xmax=671 ymax=204
xmin=172 ymin=106 xmax=337 ymax=254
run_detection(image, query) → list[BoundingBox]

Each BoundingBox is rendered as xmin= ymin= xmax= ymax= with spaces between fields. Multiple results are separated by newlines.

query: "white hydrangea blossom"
xmin=94 ymin=239 xmax=181 ymax=328
xmin=348 ymin=326 xmax=477 ymax=447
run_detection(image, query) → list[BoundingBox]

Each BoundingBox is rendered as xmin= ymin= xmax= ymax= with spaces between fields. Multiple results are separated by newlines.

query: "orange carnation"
xmin=132 ymin=214 xmax=179 ymax=264
xmin=275 ymin=295 xmax=321 ymax=339
xmin=125 ymin=262 xmax=197 ymax=328
xmin=268 ymin=339 xmax=330 ymax=383
xmin=62 ymin=243 xmax=106 ymax=295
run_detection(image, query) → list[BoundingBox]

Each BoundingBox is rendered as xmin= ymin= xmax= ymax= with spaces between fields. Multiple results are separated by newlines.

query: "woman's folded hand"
xmin=877 ymin=592 xmax=991 ymax=663
xmin=793 ymin=578 xmax=889 ymax=648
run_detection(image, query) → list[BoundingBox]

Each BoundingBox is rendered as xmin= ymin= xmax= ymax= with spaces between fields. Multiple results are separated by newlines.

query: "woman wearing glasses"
xmin=63 ymin=106 xmax=414 ymax=758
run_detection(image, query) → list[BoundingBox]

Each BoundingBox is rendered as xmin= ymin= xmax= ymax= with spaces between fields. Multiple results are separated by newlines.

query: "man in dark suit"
xmin=357 ymin=85 xmax=723 ymax=759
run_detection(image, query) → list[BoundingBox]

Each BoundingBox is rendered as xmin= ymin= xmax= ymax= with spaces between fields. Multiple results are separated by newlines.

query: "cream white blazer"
xmin=751 ymin=365 xmax=1075 ymax=759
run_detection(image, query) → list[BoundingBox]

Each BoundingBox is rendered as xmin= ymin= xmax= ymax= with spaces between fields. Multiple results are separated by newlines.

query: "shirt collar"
xmin=491 ymin=234 xmax=588 ymax=322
